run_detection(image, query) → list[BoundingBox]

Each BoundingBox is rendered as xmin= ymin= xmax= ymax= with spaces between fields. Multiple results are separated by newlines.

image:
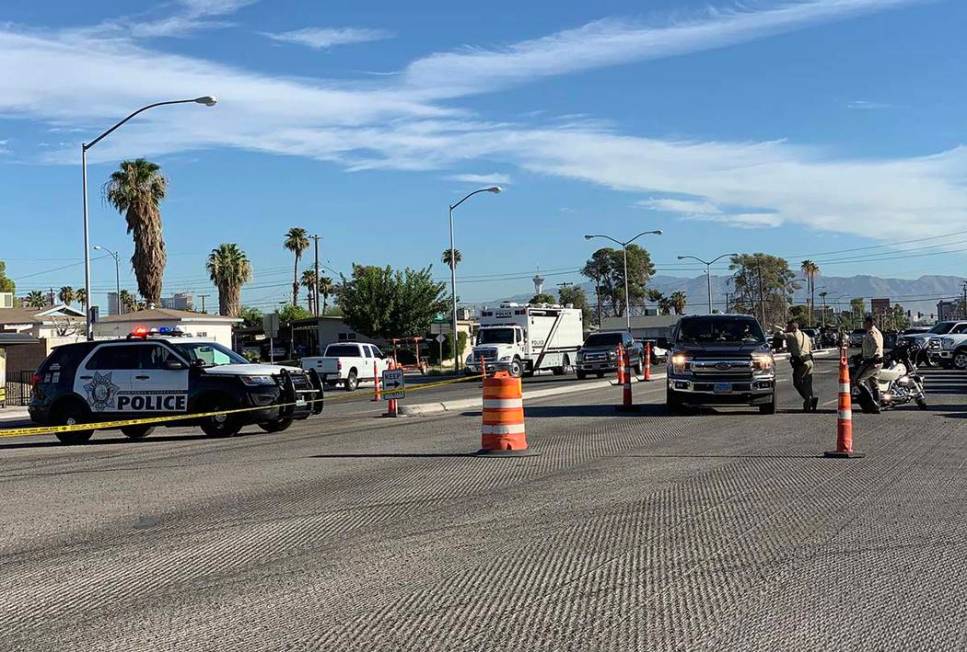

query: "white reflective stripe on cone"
xmin=840 ymin=383 xmax=850 ymax=393
xmin=481 ymin=424 xmax=526 ymax=435
xmin=482 ymin=398 xmax=523 ymax=409
xmin=838 ymin=410 xmax=852 ymax=420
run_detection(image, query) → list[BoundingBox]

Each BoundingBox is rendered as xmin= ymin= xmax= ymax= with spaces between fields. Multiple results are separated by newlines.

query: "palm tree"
xmin=58 ymin=286 xmax=74 ymax=306
xmin=670 ymin=291 xmax=687 ymax=315
xmin=25 ymin=291 xmax=46 ymax=308
xmin=442 ymin=248 xmax=462 ymax=270
xmin=75 ymin=288 xmax=88 ymax=309
xmin=318 ymin=276 xmax=334 ymax=315
xmin=118 ymin=289 xmax=137 ymax=314
xmin=800 ymin=260 xmax=820 ymax=325
xmin=105 ymin=159 xmax=168 ymax=306
xmin=283 ymin=227 xmax=309 ymax=307
xmin=301 ymin=269 xmax=318 ymax=314
xmin=206 ymin=243 xmax=252 ymax=318
xmin=658 ymin=296 xmax=674 ymax=316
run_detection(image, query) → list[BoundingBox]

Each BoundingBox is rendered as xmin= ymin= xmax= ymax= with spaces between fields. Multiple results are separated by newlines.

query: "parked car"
xmin=897 ymin=321 xmax=967 ymax=366
xmin=575 ymin=331 xmax=642 ymax=379
xmin=848 ymin=329 xmax=866 ymax=348
xmin=639 ymin=339 xmax=669 ymax=364
xmin=666 ymin=315 xmax=776 ymax=414
xmin=28 ymin=329 xmax=323 ymax=443
xmin=301 ymin=342 xmax=391 ymax=391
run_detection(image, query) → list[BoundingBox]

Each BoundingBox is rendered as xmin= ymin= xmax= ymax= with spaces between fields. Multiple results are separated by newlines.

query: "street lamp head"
xmin=676 ymin=255 xmax=685 ymax=260
xmin=92 ymin=245 xmax=103 ymax=251
xmin=584 ymin=234 xmax=594 ymax=240
xmin=194 ymin=96 xmax=217 ymax=106
xmin=652 ymin=230 xmax=663 ymax=235
xmin=486 ymin=186 xmax=502 ymax=193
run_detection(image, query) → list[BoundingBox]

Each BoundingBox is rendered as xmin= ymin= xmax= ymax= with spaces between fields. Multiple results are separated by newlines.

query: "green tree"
xmin=301 ymin=269 xmax=318 ymax=314
xmin=442 ymin=248 xmax=462 ymax=269
xmin=75 ymin=288 xmax=88 ymax=308
xmin=339 ymin=264 xmax=447 ymax=339
xmin=581 ymin=245 xmax=655 ymax=317
xmin=283 ymin=227 xmax=310 ymax=307
xmin=278 ymin=303 xmax=312 ymax=322
xmin=318 ymin=276 xmax=334 ymax=316
xmin=850 ymin=298 xmax=866 ymax=328
xmin=0 ymin=260 xmax=15 ymax=295
xmin=558 ymin=285 xmax=593 ymax=326
xmin=25 ymin=290 xmax=46 ymax=308
xmin=105 ymin=159 xmax=168 ymax=306
xmin=118 ymin=289 xmax=137 ymax=313
xmin=729 ymin=253 xmax=798 ymax=327
xmin=206 ymin=243 xmax=252 ymax=318
xmin=529 ymin=292 xmax=556 ymax=305
xmin=670 ymin=291 xmax=687 ymax=315
xmin=58 ymin=286 xmax=74 ymax=306
xmin=239 ymin=306 xmax=263 ymax=328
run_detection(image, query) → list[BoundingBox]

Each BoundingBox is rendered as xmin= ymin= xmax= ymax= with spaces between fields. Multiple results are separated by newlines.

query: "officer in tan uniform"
xmin=854 ymin=315 xmax=884 ymax=409
xmin=785 ymin=320 xmax=818 ymax=412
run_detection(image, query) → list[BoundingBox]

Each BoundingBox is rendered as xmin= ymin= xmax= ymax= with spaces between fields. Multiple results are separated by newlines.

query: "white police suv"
xmin=29 ymin=328 xmax=323 ymax=444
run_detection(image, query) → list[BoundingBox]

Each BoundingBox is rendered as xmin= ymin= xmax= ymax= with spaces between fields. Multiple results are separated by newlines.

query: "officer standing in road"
xmin=785 ymin=320 xmax=818 ymax=412
xmin=854 ymin=315 xmax=885 ymax=410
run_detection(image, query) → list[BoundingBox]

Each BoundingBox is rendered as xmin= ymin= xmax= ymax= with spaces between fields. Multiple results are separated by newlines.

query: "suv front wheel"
xmin=758 ymin=390 xmax=777 ymax=415
xmin=53 ymin=401 xmax=94 ymax=445
xmin=199 ymin=397 xmax=243 ymax=437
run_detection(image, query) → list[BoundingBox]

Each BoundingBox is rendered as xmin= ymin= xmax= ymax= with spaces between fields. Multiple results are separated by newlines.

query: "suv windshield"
xmin=477 ymin=328 xmax=515 ymax=345
xmin=173 ymin=342 xmax=247 ymax=367
xmin=677 ymin=317 xmax=765 ymax=344
xmin=583 ymin=333 xmax=623 ymax=347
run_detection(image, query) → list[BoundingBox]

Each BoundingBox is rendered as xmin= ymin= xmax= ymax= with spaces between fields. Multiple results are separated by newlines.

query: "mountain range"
xmin=484 ymin=275 xmax=967 ymax=319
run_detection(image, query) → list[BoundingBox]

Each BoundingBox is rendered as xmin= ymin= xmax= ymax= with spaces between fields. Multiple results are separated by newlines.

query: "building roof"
xmin=0 ymin=308 xmax=43 ymax=325
xmin=99 ymin=308 xmax=241 ymax=324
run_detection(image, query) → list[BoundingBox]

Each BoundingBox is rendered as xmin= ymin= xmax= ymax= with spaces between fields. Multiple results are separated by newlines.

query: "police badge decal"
xmin=83 ymin=371 xmax=120 ymax=411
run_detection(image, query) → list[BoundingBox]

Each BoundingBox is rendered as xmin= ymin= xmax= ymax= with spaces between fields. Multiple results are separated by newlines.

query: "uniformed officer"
xmin=854 ymin=315 xmax=885 ymax=410
xmin=784 ymin=320 xmax=818 ymax=412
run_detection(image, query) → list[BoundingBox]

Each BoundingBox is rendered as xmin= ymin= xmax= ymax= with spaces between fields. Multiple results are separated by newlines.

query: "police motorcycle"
xmin=849 ymin=340 xmax=927 ymax=414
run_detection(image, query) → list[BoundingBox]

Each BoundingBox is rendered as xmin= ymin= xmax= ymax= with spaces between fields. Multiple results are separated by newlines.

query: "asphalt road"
xmin=2 ymin=359 xmax=965 ymax=651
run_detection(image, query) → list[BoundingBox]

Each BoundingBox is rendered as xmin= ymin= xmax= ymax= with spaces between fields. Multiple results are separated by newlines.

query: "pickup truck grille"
xmin=583 ymin=351 xmax=612 ymax=362
xmin=691 ymin=359 xmax=754 ymax=378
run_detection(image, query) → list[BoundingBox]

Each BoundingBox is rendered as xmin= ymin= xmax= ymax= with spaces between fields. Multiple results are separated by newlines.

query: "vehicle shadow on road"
xmin=618 ymin=453 xmax=824 ymax=460
xmin=308 ymin=453 xmax=475 ymax=459
xmin=521 ymin=404 xmax=671 ymax=418
xmin=0 ymin=432 xmax=251 ymax=451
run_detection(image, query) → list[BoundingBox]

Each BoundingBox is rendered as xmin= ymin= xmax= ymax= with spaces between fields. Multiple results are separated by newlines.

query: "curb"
xmin=399 ymin=374 xmax=668 ymax=417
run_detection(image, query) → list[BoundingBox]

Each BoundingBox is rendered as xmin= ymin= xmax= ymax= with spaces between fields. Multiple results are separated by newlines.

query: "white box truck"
xmin=465 ymin=304 xmax=583 ymax=377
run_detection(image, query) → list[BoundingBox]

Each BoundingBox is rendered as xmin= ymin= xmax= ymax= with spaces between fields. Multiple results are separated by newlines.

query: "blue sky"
xmin=1 ymin=0 xmax=966 ymax=312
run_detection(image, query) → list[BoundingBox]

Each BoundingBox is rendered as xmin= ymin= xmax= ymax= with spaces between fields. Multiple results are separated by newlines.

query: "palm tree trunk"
xmin=292 ymin=256 xmax=299 ymax=307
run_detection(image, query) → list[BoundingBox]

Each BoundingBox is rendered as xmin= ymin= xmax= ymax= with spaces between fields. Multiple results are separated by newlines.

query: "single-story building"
xmin=600 ymin=315 xmax=681 ymax=343
xmin=0 ymin=305 xmax=86 ymax=341
xmin=94 ymin=308 xmax=241 ymax=348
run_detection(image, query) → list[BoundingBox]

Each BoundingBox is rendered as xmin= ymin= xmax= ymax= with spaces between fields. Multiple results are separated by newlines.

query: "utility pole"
xmin=198 ymin=293 xmax=210 ymax=314
xmin=961 ymin=280 xmax=967 ymax=320
xmin=310 ymin=235 xmax=322 ymax=318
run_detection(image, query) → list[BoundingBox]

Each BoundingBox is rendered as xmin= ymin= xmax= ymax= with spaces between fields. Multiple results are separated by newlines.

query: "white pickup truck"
xmin=301 ymin=342 xmax=390 ymax=391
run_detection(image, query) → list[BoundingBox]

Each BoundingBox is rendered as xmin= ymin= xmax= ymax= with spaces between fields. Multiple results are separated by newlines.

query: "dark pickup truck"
xmin=575 ymin=331 xmax=643 ymax=380
xmin=666 ymin=315 xmax=777 ymax=414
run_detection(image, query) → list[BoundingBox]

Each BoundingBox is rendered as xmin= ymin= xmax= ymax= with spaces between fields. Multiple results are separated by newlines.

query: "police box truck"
xmin=465 ymin=303 xmax=583 ymax=377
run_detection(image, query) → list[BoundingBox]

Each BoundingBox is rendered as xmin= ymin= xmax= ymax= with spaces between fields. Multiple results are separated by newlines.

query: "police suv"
xmin=29 ymin=328 xmax=323 ymax=444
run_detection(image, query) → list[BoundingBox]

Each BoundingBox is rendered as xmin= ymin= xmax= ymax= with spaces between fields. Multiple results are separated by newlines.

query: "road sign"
xmin=262 ymin=313 xmax=280 ymax=338
xmin=435 ymin=333 xmax=447 ymax=344
xmin=381 ymin=368 xmax=405 ymax=400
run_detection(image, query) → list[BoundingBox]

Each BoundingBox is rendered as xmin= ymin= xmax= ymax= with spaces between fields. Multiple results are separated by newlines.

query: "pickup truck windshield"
xmin=929 ymin=322 xmax=956 ymax=335
xmin=477 ymin=328 xmax=515 ymax=345
xmin=677 ymin=318 xmax=765 ymax=344
xmin=584 ymin=333 xmax=623 ymax=347
xmin=173 ymin=342 xmax=247 ymax=367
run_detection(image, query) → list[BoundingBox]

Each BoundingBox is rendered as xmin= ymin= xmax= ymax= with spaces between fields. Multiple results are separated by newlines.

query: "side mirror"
xmin=164 ymin=359 xmax=187 ymax=371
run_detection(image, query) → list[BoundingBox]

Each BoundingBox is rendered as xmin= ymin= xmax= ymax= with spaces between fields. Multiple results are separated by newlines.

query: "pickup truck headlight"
xmin=940 ymin=337 xmax=956 ymax=350
xmin=608 ymin=351 xmax=617 ymax=360
xmin=752 ymin=352 xmax=774 ymax=372
xmin=465 ymin=355 xmax=474 ymax=364
xmin=670 ymin=353 xmax=691 ymax=373
xmin=240 ymin=375 xmax=275 ymax=386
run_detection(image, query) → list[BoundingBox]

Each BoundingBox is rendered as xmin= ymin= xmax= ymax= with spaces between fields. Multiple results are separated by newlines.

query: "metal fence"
xmin=2 ymin=370 xmax=34 ymax=407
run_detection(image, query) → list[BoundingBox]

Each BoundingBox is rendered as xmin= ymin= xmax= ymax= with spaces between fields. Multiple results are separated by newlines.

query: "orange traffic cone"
xmin=617 ymin=345 xmax=637 ymax=412
xmin=477 ymin=371 xmax=534 ymax=456
xmin=616 ymin=345 xmax=626 ymax=386
xmin=825 ymin=346 xmax=864 ymax=458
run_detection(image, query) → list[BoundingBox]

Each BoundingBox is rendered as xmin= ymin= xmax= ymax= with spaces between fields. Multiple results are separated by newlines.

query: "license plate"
xmin=714 ymin=383 xmax=731 ymax=394
xmin=296 ymin=399 xmax=307 ymax=407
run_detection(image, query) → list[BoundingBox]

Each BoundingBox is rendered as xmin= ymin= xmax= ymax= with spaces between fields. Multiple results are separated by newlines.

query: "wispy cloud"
xmin=847 ymin=99 xmax=893 ymax=110
xmin=80 ymin=0 xmax=259 ymax=39
xmin=403 ymin=0 xmax=920 ymax=98
xmin=446 ymin=173 xmax=511 ymax=185
xmin=264 ymin=27 xmax=393 ymax=49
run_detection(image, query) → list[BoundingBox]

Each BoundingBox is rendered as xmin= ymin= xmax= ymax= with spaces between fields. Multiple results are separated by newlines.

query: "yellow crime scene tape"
xmin=0 ymin=373 xmax=485 ymax=439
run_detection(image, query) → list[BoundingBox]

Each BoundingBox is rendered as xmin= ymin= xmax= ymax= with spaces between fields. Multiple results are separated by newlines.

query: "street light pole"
xmin=92 ymin=245 xmax=121 ymax=315
xmin=676 ymin=253 xmax=738 ymax=314
xmin=584 ymin=231 xmax=663 ymax=330
xmin=82 ymin=96 xmax=217 ymax=339
xmin=448 ymin=186 xmax=502 ymax=373
xmin=310 ymin=235 xmax=322 ymax=318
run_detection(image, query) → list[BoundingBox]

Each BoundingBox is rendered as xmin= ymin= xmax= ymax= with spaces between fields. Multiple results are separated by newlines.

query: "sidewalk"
xmin=0 ymin=406 xmax=31 ymax=426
